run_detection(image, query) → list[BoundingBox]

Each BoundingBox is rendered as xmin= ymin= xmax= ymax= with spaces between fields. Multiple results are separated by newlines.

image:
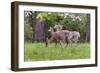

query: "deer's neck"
xmin=51 ymin=30 xmax=55 ymax=35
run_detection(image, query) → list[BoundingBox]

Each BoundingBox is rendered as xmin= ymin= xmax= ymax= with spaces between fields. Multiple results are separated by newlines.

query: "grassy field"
xmin=24 ymin=42 xmax=90 ymax=61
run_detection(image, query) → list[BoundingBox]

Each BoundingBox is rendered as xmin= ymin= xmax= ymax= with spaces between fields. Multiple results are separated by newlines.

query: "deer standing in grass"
xmin=47 ymin=27 xmax=69 ymax=48
xmin=54 ymin=25 xmax=80 ymax=45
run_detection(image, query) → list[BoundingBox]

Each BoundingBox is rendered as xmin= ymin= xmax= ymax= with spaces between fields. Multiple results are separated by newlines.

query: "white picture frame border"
xmin=18 ymin=5 xmax=96 ymax=68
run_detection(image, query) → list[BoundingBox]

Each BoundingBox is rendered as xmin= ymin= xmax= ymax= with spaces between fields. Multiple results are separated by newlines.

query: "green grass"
xmin=24 ymin=42 xmax=90 ymax=61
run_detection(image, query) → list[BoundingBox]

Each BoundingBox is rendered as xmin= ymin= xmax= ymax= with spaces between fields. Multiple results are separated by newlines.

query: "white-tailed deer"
xmin=54 ymin=25 xmax=80 ymax=44
xmin=48 ymin=27 xmax=69 ymax=48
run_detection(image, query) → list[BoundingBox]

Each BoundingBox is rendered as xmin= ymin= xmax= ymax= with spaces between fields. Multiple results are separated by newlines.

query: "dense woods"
xmin=24 ymin=11 xmax=90 ymax=42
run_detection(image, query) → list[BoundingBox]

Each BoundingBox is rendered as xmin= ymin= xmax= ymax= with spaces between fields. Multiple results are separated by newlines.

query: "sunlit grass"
xmin=24 ymin=42 xmax=90 ymax=61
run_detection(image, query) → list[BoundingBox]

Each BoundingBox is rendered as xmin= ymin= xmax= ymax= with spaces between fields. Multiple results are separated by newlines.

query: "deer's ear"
xmin=61 ymin=25 xmax=63 ymax=27
xmin=50 ymin=27 xmax=52 ymax=29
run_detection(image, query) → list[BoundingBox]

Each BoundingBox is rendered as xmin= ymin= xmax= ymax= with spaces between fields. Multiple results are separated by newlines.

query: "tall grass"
xmin=24 ymin=42 xmax=90 ymax=61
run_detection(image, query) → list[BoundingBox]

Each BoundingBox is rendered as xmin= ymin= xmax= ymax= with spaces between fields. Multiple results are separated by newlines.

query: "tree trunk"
xmin=34 ymin=19 xmax=46 ymax=42
xmin=86 ymin=14 xmax=90 ymax=42
xmin=32 ymin=11 xmax=37 ymax=42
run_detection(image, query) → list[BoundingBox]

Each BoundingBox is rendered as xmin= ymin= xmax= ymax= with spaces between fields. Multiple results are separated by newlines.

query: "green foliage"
xmin=36 ymin=12 xmax=63 ymax=27
xmin=60 ymin=13 xmax=88 ymax=41
xmin=24 ymin=11 xmax=89 ymax=42
xmin=24 ymin=24 xmax=33 ymax=42
xmin=24 ymin=42 xmax=90 ymax=61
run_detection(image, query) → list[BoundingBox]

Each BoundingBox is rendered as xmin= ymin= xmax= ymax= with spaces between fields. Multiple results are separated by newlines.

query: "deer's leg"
xmin=72 ymin=36 xmax=79 ymax=46
xmin=62 ymin=38 xmax=67 ymax=48
xmin=45 ymin=37 xmax=48 ymax=47
xmin=59 ymin=40 xmax=64 ymax=48
xmin=68 ymin=38 xmax=72 ymax=46
xmin=55 ymin=40 xmax=58 ymax=47
xmin=64 ymin=36 xmax=69 ymax=47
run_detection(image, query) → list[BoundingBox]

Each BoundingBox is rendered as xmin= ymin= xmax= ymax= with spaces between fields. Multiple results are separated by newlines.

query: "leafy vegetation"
xmin=24 ymin=11 xmax=89 ymax=42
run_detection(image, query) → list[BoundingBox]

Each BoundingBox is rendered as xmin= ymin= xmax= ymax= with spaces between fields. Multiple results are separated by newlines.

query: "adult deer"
xmin=47 ymin=27 xmax=69 ymax=48
xmin=54 ymin=25 xmax=80 ymax=44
